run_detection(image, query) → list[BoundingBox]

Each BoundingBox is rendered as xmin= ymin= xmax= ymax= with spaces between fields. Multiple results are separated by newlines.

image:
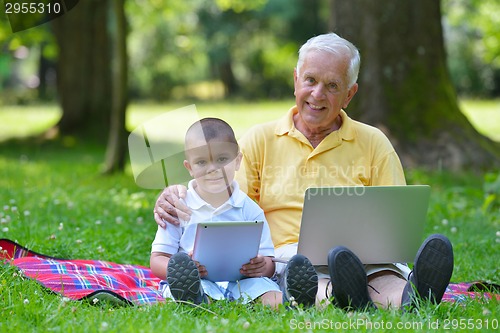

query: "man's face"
xmin=294 ymin=50 xmax=358 ymax=131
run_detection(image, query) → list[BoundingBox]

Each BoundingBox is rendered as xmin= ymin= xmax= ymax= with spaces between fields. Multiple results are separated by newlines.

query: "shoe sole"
xmin=328 ymin=246 xmax=374 ymax=310
xmin=285 ymin=254 xmax=318 ymax=306
xmin=167 ymin=252 xmax=202 ymax=303
xmin=411 ymin=234 xmax=454 ymax=303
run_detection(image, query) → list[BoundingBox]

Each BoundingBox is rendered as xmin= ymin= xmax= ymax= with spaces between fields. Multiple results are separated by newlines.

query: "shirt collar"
xmin=274 ymin=106 xmax=355 ymax=142
xmin=185 ymin=179 xmax=245 ymax=211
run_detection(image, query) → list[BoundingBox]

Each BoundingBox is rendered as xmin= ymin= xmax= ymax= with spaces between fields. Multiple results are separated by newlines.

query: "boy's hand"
xmin=188 ymin=252 xmax=207 ymax=278
xmin=240 ymin=255 xmax=268 ymax=278
xmin=194 ymin=261 xmax=208 ymax=278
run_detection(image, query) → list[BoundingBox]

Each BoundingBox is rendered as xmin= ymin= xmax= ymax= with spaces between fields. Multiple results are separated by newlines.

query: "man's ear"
xmin=293 ymin=68 xmax=298 ymax=96
xmin=343 ymin=83 xmax=358 ymax=109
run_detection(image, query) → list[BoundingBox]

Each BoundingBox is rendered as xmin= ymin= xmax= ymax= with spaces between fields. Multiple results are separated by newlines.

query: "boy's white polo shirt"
xmin=151 ymin=179 xmax=275 ymax=258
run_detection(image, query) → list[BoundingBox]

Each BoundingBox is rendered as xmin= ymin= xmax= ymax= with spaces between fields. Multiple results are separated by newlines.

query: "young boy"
xmin=150 ymin=118 xmax=281 ymax=308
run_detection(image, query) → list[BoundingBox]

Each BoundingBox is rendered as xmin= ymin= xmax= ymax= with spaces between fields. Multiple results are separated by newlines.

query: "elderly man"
xmin=153 ymin=32 xmax=453 ymax=310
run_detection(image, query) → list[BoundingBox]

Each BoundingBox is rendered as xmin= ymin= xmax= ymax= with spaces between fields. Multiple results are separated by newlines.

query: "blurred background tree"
xmin=0 ymin=0 xmax=498 ymax=171
xmin=51 ymin=0 xmax=111 ymax=142
xmin=443 ymin=0 xmax=500 ymax=98
xmin=2 ymin=0 xmax=498 ymax=102
xmin=332 ymin=0 xmax=498 ymax=169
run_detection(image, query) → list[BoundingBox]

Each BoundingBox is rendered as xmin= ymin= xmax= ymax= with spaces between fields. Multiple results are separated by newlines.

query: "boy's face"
xmin=183 ymin=136 xmax=241 ymax=195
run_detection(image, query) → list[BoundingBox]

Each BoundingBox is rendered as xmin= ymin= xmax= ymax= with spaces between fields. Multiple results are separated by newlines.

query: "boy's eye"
xmin=217 ymin=156 xmax=229 ymax=164
xmin=195 ymin=160 xmax=207 ymax=166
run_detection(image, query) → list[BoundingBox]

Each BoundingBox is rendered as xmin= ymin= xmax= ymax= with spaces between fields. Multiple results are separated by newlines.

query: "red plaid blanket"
xmin=1 ymin=238 xmax=498 ymax=306
xmin=1 ymin=238 xmax=164 ymax=306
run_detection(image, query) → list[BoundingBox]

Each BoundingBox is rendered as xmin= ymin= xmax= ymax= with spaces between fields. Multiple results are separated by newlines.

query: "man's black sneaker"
xmin=401 ymin=234 xmax=454 ymax=309
xmin=328 ymin=246 xmax=376 ymax=311
xmin=282 ymin=254 xmax=318 ymax=307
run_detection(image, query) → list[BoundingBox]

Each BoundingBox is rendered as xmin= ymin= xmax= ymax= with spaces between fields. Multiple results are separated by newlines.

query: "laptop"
xmin=192 ymin=221 xmax=263 ymax=282
xmin=297 ymin=185 xmax=431 ymax=265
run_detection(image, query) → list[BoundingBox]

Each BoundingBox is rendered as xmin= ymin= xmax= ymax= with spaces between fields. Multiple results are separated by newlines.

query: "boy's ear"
xmin=183 ymin=160 xmax=194 ymax=177
xmin=234 ymin=152 xmax=243 ymax=171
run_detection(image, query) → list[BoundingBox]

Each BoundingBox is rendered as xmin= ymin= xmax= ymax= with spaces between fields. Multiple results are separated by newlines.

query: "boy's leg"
xmin=259 ymin=291 xmax=282 ymax=310
xmin=229 ymin=277 xmax=281 ymax=308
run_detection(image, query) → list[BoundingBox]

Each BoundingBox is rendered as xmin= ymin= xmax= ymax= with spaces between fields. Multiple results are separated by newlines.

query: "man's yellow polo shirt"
xmin=236 ymin=106 xmax=406 ymax=249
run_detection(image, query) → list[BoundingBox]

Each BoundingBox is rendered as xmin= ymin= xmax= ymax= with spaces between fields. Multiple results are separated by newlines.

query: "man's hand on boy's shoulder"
xmin=154 ymin=185 xmax=191 ymax=228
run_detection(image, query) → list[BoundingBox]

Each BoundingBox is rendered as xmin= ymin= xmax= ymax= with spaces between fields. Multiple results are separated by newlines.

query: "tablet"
xmin=192 ymin=221 xmax=263 ymax=282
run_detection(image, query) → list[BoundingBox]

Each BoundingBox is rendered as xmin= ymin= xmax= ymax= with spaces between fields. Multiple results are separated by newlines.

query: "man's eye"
xmin=328 ymin=83 xmax=338 ymax=90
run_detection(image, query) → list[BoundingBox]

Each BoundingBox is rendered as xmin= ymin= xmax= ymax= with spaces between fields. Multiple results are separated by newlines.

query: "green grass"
xmin=0 ymin=104 xmax=61 ymax=141
xmin=1 ymin=99 xmax=499 ymax=142
xmin=1 ymin=101 xmax=499 ymax=332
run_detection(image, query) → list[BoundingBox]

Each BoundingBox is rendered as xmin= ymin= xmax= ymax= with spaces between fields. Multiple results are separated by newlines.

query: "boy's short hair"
xmin=185 ymin=118 xmax=239 ymax=154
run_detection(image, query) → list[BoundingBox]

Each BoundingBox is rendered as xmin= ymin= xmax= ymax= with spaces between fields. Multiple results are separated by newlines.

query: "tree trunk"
xmin=330 ymin=0 xmax=499 ymax=170
xmin=51 ymin=0 xmax=112 ymax=142
xmin=103 ymin=0 xmax=129 ymax=173
xmin=218 ymin=59 xmax=238 ymax=97
xmin=37 ymin=42 xmax=56 ymax=101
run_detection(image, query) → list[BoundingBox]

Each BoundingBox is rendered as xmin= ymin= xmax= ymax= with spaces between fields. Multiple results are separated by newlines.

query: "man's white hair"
xmin=296 ymin=32 xmax=361 ymax=88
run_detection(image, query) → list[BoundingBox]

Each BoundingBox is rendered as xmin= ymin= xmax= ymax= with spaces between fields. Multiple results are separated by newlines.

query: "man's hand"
xmin=153 ymin=185 xmax=191 ymax=228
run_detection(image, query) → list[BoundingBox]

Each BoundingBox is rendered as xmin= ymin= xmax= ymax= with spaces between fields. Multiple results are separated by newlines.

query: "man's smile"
xmin=306 ymin=102 xmax=326 ymax=111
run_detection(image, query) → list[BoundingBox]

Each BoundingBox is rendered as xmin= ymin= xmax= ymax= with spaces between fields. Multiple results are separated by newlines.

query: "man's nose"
xmin=311 ymin=82 xmax=326 ymax=99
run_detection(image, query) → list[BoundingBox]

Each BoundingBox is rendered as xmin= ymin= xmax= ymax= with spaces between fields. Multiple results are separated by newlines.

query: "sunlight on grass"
xmin=0 ymin=105 xmax=60 ymax=141
xmin=127 ymin=100 xmax=292 ymax=140
xmin=0 ymin=99 xmax=498 ymax=141
xmin=460 ymin=99 xmax=500 ymax=141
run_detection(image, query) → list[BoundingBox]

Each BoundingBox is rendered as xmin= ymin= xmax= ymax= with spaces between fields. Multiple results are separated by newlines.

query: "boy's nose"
xmin=206 ymin=162 xmax=219 ymax=173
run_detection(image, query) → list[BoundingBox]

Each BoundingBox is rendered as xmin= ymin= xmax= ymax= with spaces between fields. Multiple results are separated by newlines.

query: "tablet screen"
xmin=192 ymin=221 xmax=263 ymax=282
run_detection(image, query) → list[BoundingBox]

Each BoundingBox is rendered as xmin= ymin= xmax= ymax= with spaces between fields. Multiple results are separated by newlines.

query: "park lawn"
xmin=460 ymin=99 xmax=500 ymax=142
xmin=0 ymin=100 xmax=499 ymax=332
xmin=1 ymin=98 xmax=498 ymax=142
